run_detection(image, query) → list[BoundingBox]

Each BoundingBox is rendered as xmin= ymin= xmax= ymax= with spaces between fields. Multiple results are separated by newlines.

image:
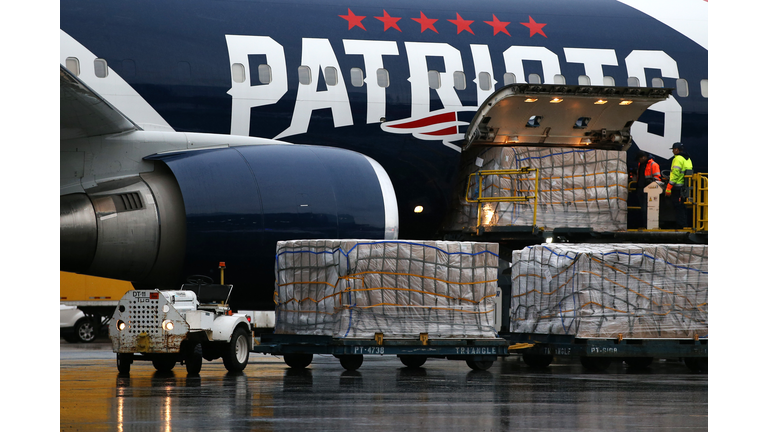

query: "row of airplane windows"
xmin=65 ymin=57 xmax=708 ymax=98
xmin=236 ymin=62 xmax=708 ymax=98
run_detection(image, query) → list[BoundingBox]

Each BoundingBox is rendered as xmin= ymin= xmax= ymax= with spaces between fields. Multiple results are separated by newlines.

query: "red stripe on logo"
xmin=423 ymin=126 xmax=458 ymax=136
xmin=387 ymin=111 xmax=457 ymax=129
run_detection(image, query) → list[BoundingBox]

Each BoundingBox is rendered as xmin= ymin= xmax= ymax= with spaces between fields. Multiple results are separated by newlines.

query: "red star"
xmin=447 ymin=13 xmax=474 ymax=35
xmin=412 ymin=11 xmax=439 ymax=33
xmin=375 ymin=10 xmax=402 ymax=32
xmin=340 ymin=8 xmax=366 ymax=30
xmin=520 ymin=16 xmax=547 ymax=38
xmin=484 ymin=14 xmax=510 ymax=36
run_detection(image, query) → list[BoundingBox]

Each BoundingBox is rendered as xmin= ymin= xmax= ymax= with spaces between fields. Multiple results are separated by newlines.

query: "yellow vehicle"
xmin=60 ymin=272 xmax=134 ymax=342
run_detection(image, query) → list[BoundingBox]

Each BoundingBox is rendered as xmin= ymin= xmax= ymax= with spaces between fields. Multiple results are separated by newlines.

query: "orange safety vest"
xmin=639 ymin=158 xmax=662 ymax=183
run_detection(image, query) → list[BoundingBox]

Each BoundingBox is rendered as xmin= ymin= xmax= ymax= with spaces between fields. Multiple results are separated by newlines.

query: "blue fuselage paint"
xmin=149 ymin=145 xmax=387 ymax=308
xmin=61 ymin=0 xmax=707 ymax=309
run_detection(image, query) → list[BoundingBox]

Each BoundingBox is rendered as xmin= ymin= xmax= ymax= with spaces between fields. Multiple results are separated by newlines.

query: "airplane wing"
xmin=60 ymin=65 xmax=140 ymax=140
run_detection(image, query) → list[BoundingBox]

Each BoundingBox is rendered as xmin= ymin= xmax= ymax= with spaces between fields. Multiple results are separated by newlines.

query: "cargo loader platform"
xmin=253 ymin=333 xmax=511 ymax=371
xmin=505 ymin=332 xmax=708 ymax=373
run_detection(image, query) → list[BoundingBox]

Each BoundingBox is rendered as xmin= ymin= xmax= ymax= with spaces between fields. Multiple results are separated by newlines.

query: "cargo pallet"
xmin=504 ymin=332 xmax=708 ymax=372
xmin=252 ymin=333 xmax=510 ymax=371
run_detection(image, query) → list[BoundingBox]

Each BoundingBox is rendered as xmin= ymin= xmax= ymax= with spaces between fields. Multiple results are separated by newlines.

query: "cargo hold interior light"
xmin=462 ymin=83 xmax=673 ymax=151
xmin=117 ymin=320 xmax=126 ymax=331
xmin=162 ymin=320 xmax=174 ymax=331
xmin=414 ymin=205 xmax=424 ymax=214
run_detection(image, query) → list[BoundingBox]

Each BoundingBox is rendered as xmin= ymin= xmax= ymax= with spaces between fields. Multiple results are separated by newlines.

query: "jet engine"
xmin=60 ymin=144 xmax=398 ymax=310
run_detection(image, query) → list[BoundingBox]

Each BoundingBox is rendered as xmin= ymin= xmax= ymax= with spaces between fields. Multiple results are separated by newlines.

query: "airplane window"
xmin=603 ymin=76 xmax=615 ymax=86
xmin=554 ymin=74 xmax=566 ymax=85
xmin=232 ymin=63 xmax=245 ymax=83
xmin=479 ymin=72 xmax=492 ymax=91
xmin=376 ymin=68 xmax=389 ymax=88
xmin=676 ymin=79 xmax=689 ymax=97
xmin=298 ymin=65 xmax=312 ymax=85
xmin=324 ymin=66 xmax=338 ymax=86
xmin=258 ymin=64 xmax=272 ymax=84
xmin=627 ymin=77 xmax=640 ymax=87
xmin=651 ymin=77 xmax=664 ymax=88
xmin=350 ymin=68 xmax=364 ymax=87
xmin=65 ymin=57 xmax=80 ymax=76
xmin=94 ymin=58 xmax=108 ymax=78
xmin=528 ymin=74 xmax=541 ymax=84
xmin=578 ymin=75 xmax=591 ymax=85
xmin=454 ymin=71 xmax=466 ymax=91
xmin=428 ymin=70 xmax=441 ymax=89
xmin=503 ymin=73 xmax=516 ymax=86
xmin=700 ymin=79 xmax=708 ymax=98
xmin=325 ymin=66 xmax=339 ymax=86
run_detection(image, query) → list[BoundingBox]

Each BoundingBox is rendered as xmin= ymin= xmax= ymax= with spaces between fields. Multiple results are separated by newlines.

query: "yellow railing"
xmin=629 ymin=173 xmax=708 ymax=233
xmin=688 ymin=173 xmax=708 ymax=232
xmin=465 ymin=168 xmax=540 ymax=233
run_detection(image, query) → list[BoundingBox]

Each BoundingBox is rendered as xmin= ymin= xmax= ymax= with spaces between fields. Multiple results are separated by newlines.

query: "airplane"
xmin=60 ymin=0 xmax=708 ymax=310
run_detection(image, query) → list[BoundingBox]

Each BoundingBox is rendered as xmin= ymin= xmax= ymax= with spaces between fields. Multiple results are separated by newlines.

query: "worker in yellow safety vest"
xmin=665 ymin=142 xmax=693 ymax=229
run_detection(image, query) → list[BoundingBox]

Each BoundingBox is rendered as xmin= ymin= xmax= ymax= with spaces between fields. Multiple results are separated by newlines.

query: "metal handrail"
xmin=465 ymin=167 xmax=540 ymax=233
xmin=690 ymin=173 xmax=708 ymax=232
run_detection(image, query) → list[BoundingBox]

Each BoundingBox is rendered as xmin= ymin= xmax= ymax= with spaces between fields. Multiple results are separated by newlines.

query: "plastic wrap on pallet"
xmin=274 ymin=240 xmax=499 ymax=338
xmin=509 ymin=244 xmax=708 ymax=339
xmin=444 ymin=147 xmax=628 ymax=232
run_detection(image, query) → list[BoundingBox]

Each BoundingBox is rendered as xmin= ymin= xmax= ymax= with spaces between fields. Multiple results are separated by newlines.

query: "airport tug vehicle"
xmin=109 ymin=276 xmax=251 ymax=375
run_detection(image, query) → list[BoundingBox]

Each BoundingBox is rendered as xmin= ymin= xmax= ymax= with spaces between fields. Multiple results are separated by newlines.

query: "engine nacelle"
xmin=60 ymin=144 xmax=398 ymax=310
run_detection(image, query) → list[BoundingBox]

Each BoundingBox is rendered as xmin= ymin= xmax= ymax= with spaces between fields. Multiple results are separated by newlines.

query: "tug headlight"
xmin=162 ymin=320 xmax=174 ymax=331
xmin=117 ymin=320 xmax=126 ymax=331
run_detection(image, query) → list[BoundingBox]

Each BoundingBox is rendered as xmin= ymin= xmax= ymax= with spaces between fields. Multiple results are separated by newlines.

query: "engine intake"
xmin=60 ymin=144 xmax=398 ymax=310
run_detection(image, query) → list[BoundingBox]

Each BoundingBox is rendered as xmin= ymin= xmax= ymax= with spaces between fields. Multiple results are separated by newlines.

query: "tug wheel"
xmin=117 ymin=354 xmax=132 ymax=374
xmin=185 ymin=343 xmax=203 ymax=375
xmin=223 ymin=327 xmax=250 ymax=372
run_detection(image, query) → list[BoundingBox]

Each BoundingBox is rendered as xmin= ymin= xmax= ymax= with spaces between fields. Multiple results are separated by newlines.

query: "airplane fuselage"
xmin=60 ymin=0 xmax=708 ymax=309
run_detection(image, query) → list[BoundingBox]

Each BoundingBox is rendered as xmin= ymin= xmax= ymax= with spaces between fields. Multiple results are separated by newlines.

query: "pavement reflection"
xmin=61 ymin=344 xmax=707 ymax=431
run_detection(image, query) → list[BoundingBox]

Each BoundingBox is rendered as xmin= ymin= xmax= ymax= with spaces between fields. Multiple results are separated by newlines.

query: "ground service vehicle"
xmin=60 ymin=304 xmax=98 ymax=343
xmin=255 ymin=333 xmax=511 ymax=372
xmin=109 ymin=278 xmax=251 ymax=375
xmin=60 ymin=272 xmax=135 ymax=342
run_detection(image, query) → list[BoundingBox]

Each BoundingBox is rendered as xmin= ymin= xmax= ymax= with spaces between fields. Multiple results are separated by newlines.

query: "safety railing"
xmin=465 ymin=168 xmax=540 ymax=233
xmin=688 ymin=173 xmax=708 ymax=232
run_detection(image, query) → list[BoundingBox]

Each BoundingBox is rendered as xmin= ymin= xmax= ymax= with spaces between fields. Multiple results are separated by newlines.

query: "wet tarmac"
xmin=60 ymin=338 xmax=708 ymax=431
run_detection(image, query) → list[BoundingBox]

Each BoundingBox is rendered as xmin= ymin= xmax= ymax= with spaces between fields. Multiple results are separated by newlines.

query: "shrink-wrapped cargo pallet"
xmin=274 ymin=240 xmax=499 ymax=338
xmin=444 ymin=147 xmax=628 ymax=232
xmin=510 ymin=244 xmax=708 ymax=338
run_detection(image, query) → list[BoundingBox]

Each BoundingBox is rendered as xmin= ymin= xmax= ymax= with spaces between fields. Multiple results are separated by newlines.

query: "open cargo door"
xmin=463 ymin=84 xmax=672 ymax=151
